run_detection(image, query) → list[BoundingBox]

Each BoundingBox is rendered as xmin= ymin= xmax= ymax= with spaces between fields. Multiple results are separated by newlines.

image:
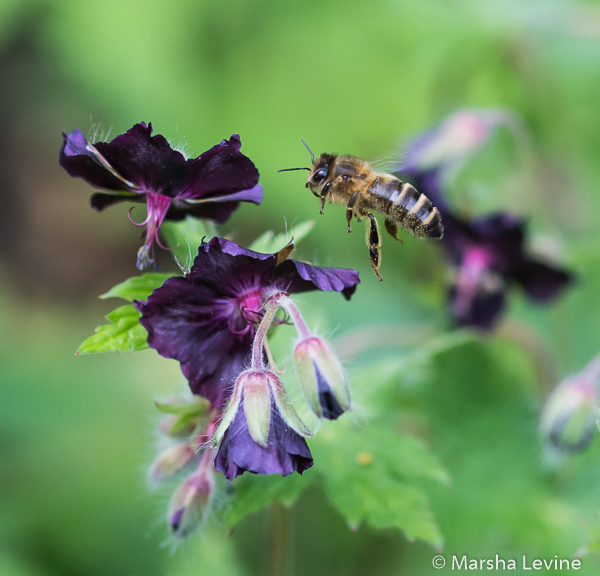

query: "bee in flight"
xmin=279 ymin=141 xmax=444 ymax=280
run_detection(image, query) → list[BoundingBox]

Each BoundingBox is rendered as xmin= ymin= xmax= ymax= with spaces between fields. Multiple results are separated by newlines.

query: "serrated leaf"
xmin=226 ymin=472 xmax=312 ymax=527
xmin=249 ymin=220 xmax=315 ymax=254
xmin=323 ymin=472 xmax=441 ymax=545
xmin=76 ymin=305 xmax=149 ymax=354
xmin=100 ymin=273 xmax=172 ymax=303
xmin=161 ymin=216 xmax=217 ymax=269
xmin=310 ymin=418 xmax=447 ymax=548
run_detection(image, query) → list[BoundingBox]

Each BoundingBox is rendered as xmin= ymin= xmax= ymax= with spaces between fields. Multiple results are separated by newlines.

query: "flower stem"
xmin=266 ymin=500 xmax=290 ymax=576
xmin=251 ymin=296 xmax=281 ymax=370
xmin=279 ymin=296 xmax=311 ymax=340
xmin=263 ymin=337 xmax=284 ymax=374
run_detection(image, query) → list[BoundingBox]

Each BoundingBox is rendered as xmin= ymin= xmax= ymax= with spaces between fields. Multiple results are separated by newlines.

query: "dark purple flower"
xmin=422 ymin=196 xmax=571 ymax=329
xmin=213 ymin=370 xmax=313 ymax=480
xmin=134 ymin=237 xmax=360 ymax=408
xmin=59 ymin=123 xmax=262 ymax=269
xmin=399 ymin=112 xmax=573 ymax=329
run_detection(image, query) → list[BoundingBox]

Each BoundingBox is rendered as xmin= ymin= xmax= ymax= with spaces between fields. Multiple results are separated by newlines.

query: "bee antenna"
xmin=301 ymin=139 xmax=315 ymax=164
xmin=278 ymin=167 xmax=311 ymax=173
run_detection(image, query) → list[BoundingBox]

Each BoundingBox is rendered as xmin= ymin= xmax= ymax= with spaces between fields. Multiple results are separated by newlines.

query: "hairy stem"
xmin=251 ymin=296 xmax=282 ymax=370
xmin=279 ymin=296 xmax=311 ymax=340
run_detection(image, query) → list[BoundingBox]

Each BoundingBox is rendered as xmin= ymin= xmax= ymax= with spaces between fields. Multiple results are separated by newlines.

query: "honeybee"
xmin=279 ymin=141 xmax=444 ymax=280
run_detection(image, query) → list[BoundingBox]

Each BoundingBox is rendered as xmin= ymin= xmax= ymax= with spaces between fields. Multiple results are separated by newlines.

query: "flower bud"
xmin=148 ymin=442 xmax=196 ymax=483
xmin=541 ymin=364 xmax=599 ymax=453
xmin=213 ymin=369 xmax=313 ymax=480
xmin=243 ymin=371 xmax=273 ymax=447
xmin=168 ymin=470 xmax=213 ymax=538
xmin=400 ymin=109 xmax=513 ymax=175
xmin=159 ymin=415 xmax=198 ymax=437
xmin=294 ymin=336 xmax=350 ymax=420
xmin=155 ymin=395 xmax=210 ymax=436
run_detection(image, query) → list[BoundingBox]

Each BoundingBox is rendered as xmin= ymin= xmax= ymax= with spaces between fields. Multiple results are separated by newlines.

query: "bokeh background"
xmin=2 ymin=0 xmax=600 ymax=574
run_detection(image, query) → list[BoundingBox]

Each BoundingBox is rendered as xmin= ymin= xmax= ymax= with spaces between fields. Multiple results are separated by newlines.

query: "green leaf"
xmin=310 ymin=418 xmax=447 ymax=549
xmin=76 ymin=305 xmax=149 ymax=354
xmin=154 ymin=399 xmax=208 ymax=416
xmin=100 ymin=273 xmax=172 ymax=302
xmin=248 ymin=220 xmax=315 ymax=254
xmin=161 ymin=216 xmax=217 ymax=269
xmin=167 ymin=412 xmax=200 ymax=436
xmin=226 ymin=472 xmax=313 ymax=527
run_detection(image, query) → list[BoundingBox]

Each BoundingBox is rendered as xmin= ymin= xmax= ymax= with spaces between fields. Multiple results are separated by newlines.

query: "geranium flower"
xmin=213 ymin=369 xmax=313 ymax=480
xmin=59 ymin=122 xmax=262 ymax=269
xmin=441 ymin=211 xmax=572 ymax=328
xmin=399 ymin=110 xmax=572 ymax=329
xmin=134 ymin=237 xmax=360 ymax=409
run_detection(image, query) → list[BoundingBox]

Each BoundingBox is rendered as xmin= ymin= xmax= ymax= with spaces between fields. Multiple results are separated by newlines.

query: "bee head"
xmin=306 ymin=153 xmax=335 ymax=197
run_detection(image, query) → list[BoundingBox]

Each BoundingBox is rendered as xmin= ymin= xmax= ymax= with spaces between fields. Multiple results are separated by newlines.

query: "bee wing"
xmin=369 ymin=148 xmax=404 ymax=175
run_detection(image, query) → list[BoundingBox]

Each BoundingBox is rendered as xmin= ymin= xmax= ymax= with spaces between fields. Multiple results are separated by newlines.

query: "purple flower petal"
xmin=90 ymin=191 xmax=143 ymax=212
xmin=93 ymin=123 xmax=193 ymax=196
xmin=512 ymin=259 xmax=573 ymax=301
xmin=199 ymin=237 xmax=360 ymax=299
xmin=275 ymin=259 xmax=359 ymax=300
xmin=214 ymin=392 xmax=313 ymax=480
xmin=449 ymin=285 xmax=505 ymax=329
xmin=177 ymin=135 xmax=261 ymax=201
xmin=135 ymin=277 xmax=252 ymax=409
xmin=316 ymin=369 xmax=345 ymax=420
xmin=60 ymin=129 xmax=132 ymax=192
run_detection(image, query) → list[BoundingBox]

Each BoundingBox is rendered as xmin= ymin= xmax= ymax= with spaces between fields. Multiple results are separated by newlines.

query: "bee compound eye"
xmin=314 ymin=167 xmax=328 ymax=182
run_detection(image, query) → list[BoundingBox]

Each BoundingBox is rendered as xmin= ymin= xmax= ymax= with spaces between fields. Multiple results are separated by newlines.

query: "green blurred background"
xmin=2 ymin=0 xmax=600 ymax=574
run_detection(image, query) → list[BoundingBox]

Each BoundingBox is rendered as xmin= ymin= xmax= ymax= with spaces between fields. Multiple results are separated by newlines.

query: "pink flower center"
xmin=228 ymin=289 xmax=265 ymax=335
xmin=133 ymin=192 xmax=173 ymax=269
xmin=145 ymin=192 xmax=172 ymax=247
xmin=452 ymin=246 xmax=495 ymax=317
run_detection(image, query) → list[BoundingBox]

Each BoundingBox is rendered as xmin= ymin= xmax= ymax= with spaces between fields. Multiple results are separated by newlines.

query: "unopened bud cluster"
xmin=149 ymin=396 xmax=217 ymax=537
xmin=149 ymin=291 xmax=352 ymax=534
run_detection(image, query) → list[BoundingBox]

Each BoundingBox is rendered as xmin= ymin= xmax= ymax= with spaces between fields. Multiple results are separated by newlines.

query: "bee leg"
xmin=319 ymin=182 xmax=332 ymax=215
xmin=345 ymin=189 xmax=360 ymax=233
xmin=365 ymin=213 xmax=383 ymax=281
xmin=384 ymin=219 xmax=404 ymax=244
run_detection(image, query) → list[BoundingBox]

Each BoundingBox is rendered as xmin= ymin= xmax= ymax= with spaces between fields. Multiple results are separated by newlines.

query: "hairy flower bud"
xmin=399 ymin=108 xmax=515 ymax=177
xmin=168 ymin=470 xmax=214 ymax=538
xmin=294 ymin=336 xmax=350 ymax=420
xmin=148 ymin=442 xmax=196 ymax=483
xmin=541 ymin=357 xmax=600 ymax=454
xmin=213 ymin=369 xmax=313 ymax=480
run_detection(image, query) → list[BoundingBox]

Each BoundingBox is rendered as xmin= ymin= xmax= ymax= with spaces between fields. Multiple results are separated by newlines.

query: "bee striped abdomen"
xmin=368 ymin=176 xmax=443 ymax=239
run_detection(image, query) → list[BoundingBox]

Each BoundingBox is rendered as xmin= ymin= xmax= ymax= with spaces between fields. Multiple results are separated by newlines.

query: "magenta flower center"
xmin=145 ymin=192 xmax=173 ymax=247
xmin=227 ymin=289 xmax=265 ymax=335
xmin=452 ymin=246 xmax=495 ymax=317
